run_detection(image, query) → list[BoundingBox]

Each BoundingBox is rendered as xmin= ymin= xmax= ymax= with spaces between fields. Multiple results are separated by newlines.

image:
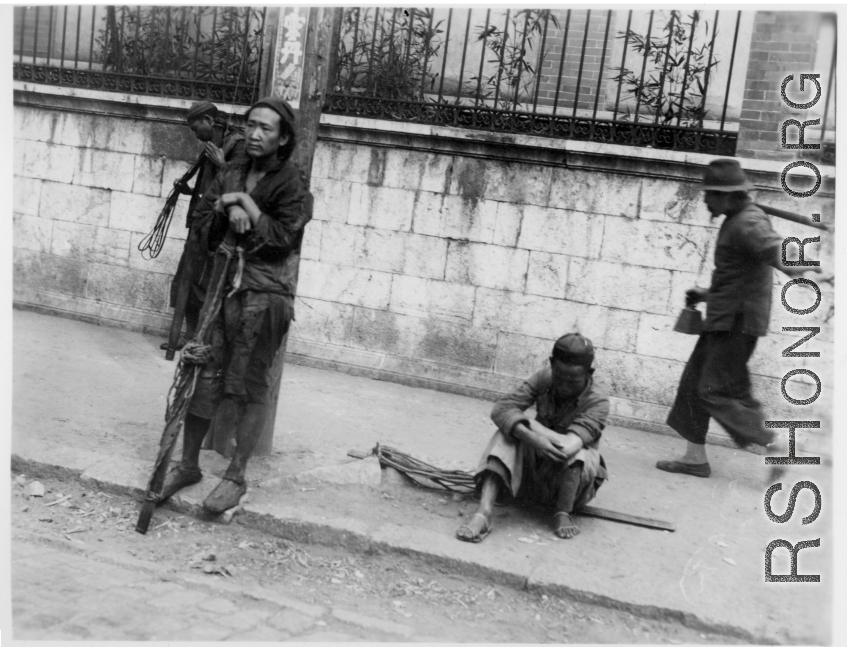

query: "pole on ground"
xmin=205 ymin=7 xmax=340 ymax=457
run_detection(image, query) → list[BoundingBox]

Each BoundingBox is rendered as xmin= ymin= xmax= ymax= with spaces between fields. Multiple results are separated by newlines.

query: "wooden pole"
xmin=206 ymin=7 xmax=340 ymax=457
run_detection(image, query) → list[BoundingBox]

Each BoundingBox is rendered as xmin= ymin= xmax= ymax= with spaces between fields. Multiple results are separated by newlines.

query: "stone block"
xmin=85 ymin=262 xmax=171 ymax=312
xmin=493 ymin=331 xmax=553 ymax=377
xmin=640 ymin=177 xmax=704 ymax=224
xmin=348 ymin=184 xmax=415 ymax=232
xmin=13 ymin=249 xmax=88 ymax=297
xmin=51 ymin=220 xmax=97 ymax=260
xmin=472 ymin=288 xmax=638 ymax=352
xmin=14 ymin=176 xmax=42 ymax=216
xmin=566 ymin=258 xmax=673 ymax=314
xmin=549 ymin=168 xmax=641 ymax=217
xmin=593 ymin=349 xmax=684 ymax=408
xmin=298 ymin=259 xmax=392 ymax=310
xmin=427 ymin=195 xmax=499 ymax=243
xmin=311 ymin=177 xmax=352 ymax=223
xmin=128 ymin=232 xmax=182 ymax=274
xmin=449 ymin=156 xmax=552 ymax=206
xmin=15 ymin=107 xmax=59 ymax=143
xmin=318 ymin=222 xmax=359 ymax=266
xmin=420 ymin=152 xmax=454 ymax=194
xmin=269 ymin=609 xmax=315 ymax=635
xmin=493 ymin=202 xmax=524 ymax=247
xmin=23 ymin=141 xmax=76 ymax=184
xmin=52 ymin=111 xmax=98 ymax=149
xmin=14 ymin=139 xmax=25 ymax=175
xmin=381 ymin=148 xmax=428 ymax=191
xmin=301 ymin=220 xmax=322 ymax=261
xmin=311 ymin=141 xmax=372 ymax=184
xmin=13 ymin=214 xmax=52 ymax=253
xmin=331 ymin=608 xmax=414 ymax=638
xmin=600 ymin=217 xmax=714 ymax=273
xmin=635 ymin=312 xmax=698 ymax=363
xmin=148 ymin=121 xmax=198 ymax=161
xmin=526 ymin=251 xmax=569 ymax=298
xmin=517 ymin=205 xmax=604 ymax=258
xmin=356 ymin=228 xmax=447 ymax=280
xmin=389 ymin=275 xmax=476 ymax=324
xmin=289 ymin=296 xmax=354 ymax=345
xmin=73 ymin=148 xmax=135 ymax=192
xmin=39 ymin=181 xmax=111 ymax=227
xmin=160 ymin=159 xmax=195 ymax=198
xmin=444 ymin=241 xmax=529 ymax=292
xmin=92 ymin=227 xmax=132 ymax=268
xmin=411 ymin=191 xmax=443 ymax=237
xmin=109 ymin=191 xmax=169 ymax=234
xmin=349 ymin=307 xmax=497 ymax=370
xmin=132 ymin=155 xmax=165 ymax=197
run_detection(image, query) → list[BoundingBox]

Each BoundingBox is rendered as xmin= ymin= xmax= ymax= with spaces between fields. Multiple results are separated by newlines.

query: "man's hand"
xmin=204 ymin=142 xmax=226 ymax=168
xmin=226 ymin=204 xmax=252 ymax=234
xmin=514 ymin=422 xmax=569 ymax=463
xmin=685 ymin=287 xmax=708 ymax=307
xmin=218 ymin=192 xmax=262 ymax=223
xmin=173 ymin=179 xmax=192 ymax=195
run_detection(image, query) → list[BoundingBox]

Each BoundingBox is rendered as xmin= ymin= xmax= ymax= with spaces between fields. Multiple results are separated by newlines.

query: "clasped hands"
xmin=215 ymin=192 xmax=261 ymax=234
xmin=513 ymin=420 xmax=583 ymax=463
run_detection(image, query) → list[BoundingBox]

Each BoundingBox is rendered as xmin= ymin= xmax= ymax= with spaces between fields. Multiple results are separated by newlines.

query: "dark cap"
xmin=246 ymin=96 xmax=297 ymax=132
xmin=701 ymin=159 xmax=753 ymax=192
xmin=551 ymin=332 xmax=594 ymax=368
xmin=186 ymin=101 xmax=218 ymax=122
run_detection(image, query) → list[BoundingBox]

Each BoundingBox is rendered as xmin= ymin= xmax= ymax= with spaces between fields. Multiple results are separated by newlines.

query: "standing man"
xmin=657 ymin=159 xmax=824 ymax=477
xmin=162 ymin=101 xmax=245 ymax=352
xmin=157 ymin=96 xmax=311 ymax=513
xmin=457 ymin=333 xmax=608 ymax=542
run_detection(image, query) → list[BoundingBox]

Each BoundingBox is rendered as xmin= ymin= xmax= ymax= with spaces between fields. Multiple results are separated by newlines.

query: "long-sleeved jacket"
xmin=491 ymin=367 xmax=610 ymax=450
xmin=192 ymin=154 xmax=312 ymax=304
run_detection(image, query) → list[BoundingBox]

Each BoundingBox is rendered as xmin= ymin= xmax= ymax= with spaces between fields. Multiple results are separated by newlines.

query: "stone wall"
xmin=13 ymin=87 xmax=835 ymax=447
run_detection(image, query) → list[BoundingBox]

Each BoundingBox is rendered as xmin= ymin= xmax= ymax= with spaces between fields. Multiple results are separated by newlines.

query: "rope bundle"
xmin=375 ymin=444 xmax=476 ymax=493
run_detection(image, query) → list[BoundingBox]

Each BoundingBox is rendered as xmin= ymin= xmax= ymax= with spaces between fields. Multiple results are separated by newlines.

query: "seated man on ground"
xmin=457 ymin=333 xmax=608 ymax=542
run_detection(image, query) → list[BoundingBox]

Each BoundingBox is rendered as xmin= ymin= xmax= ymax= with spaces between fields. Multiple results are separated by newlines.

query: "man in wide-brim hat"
xmin=656 ymin=159 xmax=826 ymax=478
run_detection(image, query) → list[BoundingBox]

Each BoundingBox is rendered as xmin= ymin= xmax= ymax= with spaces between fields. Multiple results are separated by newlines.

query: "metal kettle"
xmin=673 ymin=306 xmax=702 ymax=335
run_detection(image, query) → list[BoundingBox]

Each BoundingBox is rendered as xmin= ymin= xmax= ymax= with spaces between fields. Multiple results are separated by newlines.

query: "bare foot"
xmin=554 ymin=511 xmax=580 ymax=539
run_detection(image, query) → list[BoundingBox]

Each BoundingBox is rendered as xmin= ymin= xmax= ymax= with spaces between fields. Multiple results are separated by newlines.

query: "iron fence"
xmin=13 ymin=5 xmax=267 ymax=105
xmin=327 ymin=8 xmax=745 ymax=154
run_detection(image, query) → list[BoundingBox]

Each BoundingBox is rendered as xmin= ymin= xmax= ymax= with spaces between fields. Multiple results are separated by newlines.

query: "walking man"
xmin=162 ymin=101 xmax=245 ymax=352
xmin=657 ymin=159 xmax=824 ymax=478
xmin=457 ymin=333 xmax=608 ymax=542
xmin=159 ymin=96 xmax=311 ymax=512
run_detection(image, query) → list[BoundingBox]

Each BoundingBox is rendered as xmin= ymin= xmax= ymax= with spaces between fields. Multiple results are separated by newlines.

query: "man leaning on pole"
xmin=656 ymin=159 xmax=829 ymax=478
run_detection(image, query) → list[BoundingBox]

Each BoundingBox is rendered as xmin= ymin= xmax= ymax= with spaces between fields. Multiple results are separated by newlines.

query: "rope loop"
xmin=181 ymin=341 xmax=213 ymax=365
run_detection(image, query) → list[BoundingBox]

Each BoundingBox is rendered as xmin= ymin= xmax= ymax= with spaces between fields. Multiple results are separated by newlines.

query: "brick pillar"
xmin=736 ymin=11 xmax=822 ymax=161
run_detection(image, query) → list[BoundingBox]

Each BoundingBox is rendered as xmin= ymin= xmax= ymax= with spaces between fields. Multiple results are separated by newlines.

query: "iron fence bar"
xmin=346 ymin=8 xmax=361 ymax=94
xmin=164 ymin=7 xmax=172 ymax=70
xmin=455 ymin=8 xmax=472 ymax=109
xmin=369 ymin=8 xmax=381 ymax=95
xmin=531 ymin=11 xmax=550 ymax=115
xmin=211 ymin=7 xmax=218 ymax=74
xmin=33 ymin=6 xmax=40 ymax=64
xmin=654 ymin=11 xmax=675 ymax=126
xmin=473 ymin=9 xmax=490 ymax=109
xmin=133 ymin=6 xmax=141 ymax=74
xmin=436 ymin=9 xmax=453 ymax=103
xmin=238 ymin=9 xmax=251 ymax=89
xmin=419 ymin=10 xmax=433 ymax=100
xmin=47 ymin=6 xmax=54 ymax=65
xmin=118 ymin=7 xmax=126 ymax=72
xmin=147 ymin=6 xmax=158 ymax=75
xmin=552 ymin=9 xmax=571 ymax=115
xmin=192 ymin=8 xmax=201 ymax=80
xmin=388 ymin=7 xmax=398 ymax=65
xmin=175 ymin=7 xmax=186 ymax=79
xmin=719 ymin=11 xmax=741 ymax=130
xmin=89 ymin=6 xmax=96 ymax=69
xmin=402 ymin=8 xmax=414 ymax=78
xmin=74 ymin=5 xmax=82 ymax=69
xmin=61 ymin=6 xmax=68 ymax=68
xmin=698 ymin=10 xmax=719 ymax=128
xmin=821 ymin=37 xmax=836 ymax=142
xmin=493 ymin=10 xmax=510 ymax=110
xmin=612 ymin=10 xmax=632 ymax=121
xmin=255 ymin=8 xmax=267 ymax=101
xmin=513 ymin=11 xmax=531 ymax=111
xmin=676 ymin=11 xmax=698 ymax=126
xmin=633 ymin=11 xmax=653 ymax=123
xmin=593 ymin=10 xmax=612 ymax=118
xmin=573 ymin=10 xmax=592 ymax=117
xmin=18 ymin=7 xmax=26 ymax=62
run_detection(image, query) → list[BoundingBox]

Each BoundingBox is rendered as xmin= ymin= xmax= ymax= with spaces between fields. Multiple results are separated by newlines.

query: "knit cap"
xmin=552 ymin=332 xmax=594 ymax=368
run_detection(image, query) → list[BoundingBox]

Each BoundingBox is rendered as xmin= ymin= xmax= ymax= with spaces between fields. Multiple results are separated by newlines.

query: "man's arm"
xmin=490 ymin=369 xmax=545 ymax=437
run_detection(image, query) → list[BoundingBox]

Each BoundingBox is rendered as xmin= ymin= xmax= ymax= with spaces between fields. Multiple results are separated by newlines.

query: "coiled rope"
xmin=374 ymin=444 xmax=476 ymax=493
xmin=137 ymin=159 xmax=203 ymax=260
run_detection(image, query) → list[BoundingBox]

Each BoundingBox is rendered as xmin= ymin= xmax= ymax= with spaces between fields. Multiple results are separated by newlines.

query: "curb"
xmin=12 ymin=452 xmax=778 ymax=644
